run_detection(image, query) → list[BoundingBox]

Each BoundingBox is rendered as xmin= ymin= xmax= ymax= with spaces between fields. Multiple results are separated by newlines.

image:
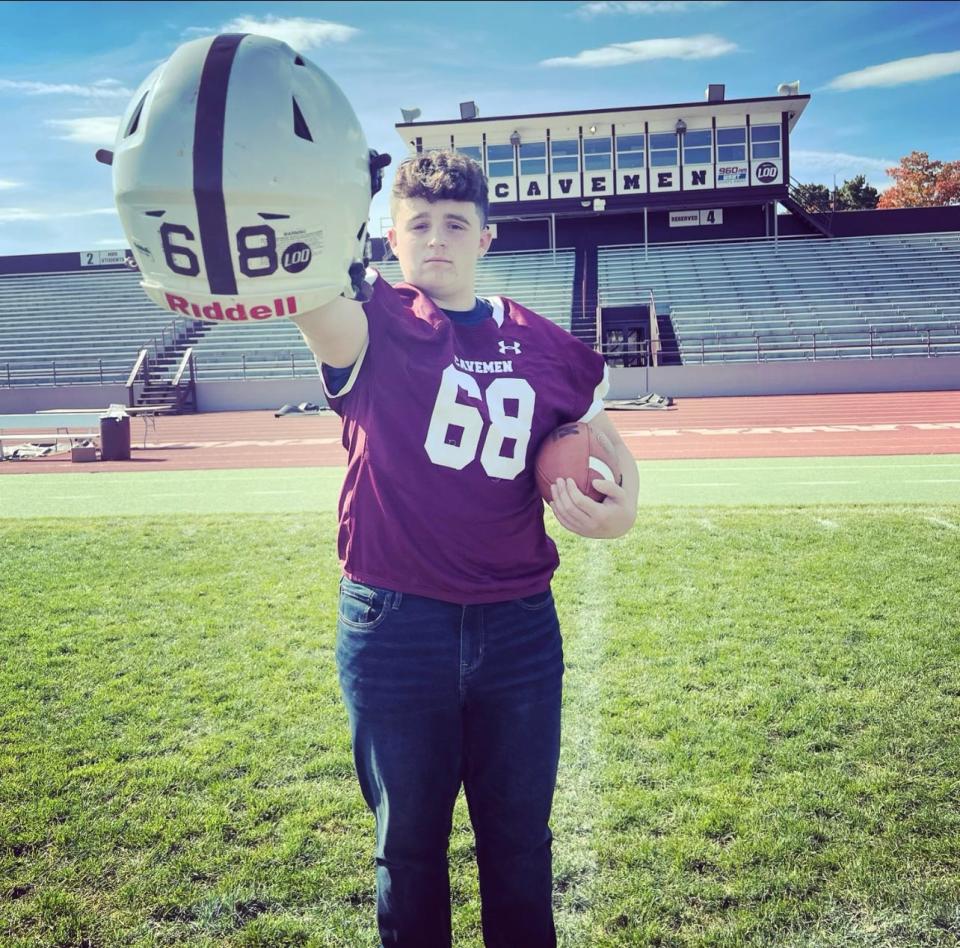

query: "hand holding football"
xmin=534 ymin=422 xmax=622 ymax=503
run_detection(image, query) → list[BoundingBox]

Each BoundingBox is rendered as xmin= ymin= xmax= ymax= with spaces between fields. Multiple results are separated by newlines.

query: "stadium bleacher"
xmin=0 ymin=267 xmax=180 ymax=386
xmin=4 ymin=233 xmax=960 ymax=398
xmin=0 ymin=249 xmax=575 ymax=387
xmin=133 ymin=248 xmax=576 ymax=382
xmin=597 ymin=231 xmax=960 ymax=363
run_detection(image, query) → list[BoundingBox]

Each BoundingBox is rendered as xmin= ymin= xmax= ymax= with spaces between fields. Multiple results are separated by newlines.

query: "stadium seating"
xmin=6 ymin=232 xmax=959 ymax=389
xmin=597 ymin=231 xmax=960 ymax=362
xmin=0 ymin=268 xmax=184 ymax=385
xmin=185 ymin=249 xmax=576 ymax=380
xmin=0 ymin=249 xmax=576 ymax=386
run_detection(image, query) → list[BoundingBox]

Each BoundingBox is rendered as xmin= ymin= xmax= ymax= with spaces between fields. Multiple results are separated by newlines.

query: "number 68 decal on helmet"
xmin=97 ymin=33 xmax=390 ymax=323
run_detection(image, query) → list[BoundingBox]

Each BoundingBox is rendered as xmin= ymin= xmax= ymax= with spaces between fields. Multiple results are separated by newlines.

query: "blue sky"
xmin=1 ymin=0 xmax=959 ymax=257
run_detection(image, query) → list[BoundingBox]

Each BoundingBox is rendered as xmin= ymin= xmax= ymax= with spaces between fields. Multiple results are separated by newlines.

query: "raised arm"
xmin=290 ymin=295 xmax=368 ymax=369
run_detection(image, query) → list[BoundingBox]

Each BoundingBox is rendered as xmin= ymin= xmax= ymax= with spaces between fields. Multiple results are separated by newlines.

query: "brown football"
xmin=534 ymin=422 xmax=622 ymax=503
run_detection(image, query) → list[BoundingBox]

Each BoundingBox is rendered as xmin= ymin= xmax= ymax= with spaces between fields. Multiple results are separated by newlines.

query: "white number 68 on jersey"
xmin=424 ymin=365 xmax=536 ymax=480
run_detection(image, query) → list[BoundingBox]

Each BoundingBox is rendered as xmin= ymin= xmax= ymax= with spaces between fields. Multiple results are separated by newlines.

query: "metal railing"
xmin=125 ymin=348 xmax=151 ymax=406
xmin=647 ymin=289 xmax=660 ymax=367
xmin=597 ymin=328 xmax=960 ymax=366
xmin=145 ymin=317 xmax=195 ymax=358
xmin=5 ymin=329 xmax=959 ymax=388
xmin=1 ymin=357 xmax=120 ymax=387
xmin=171 ymin=347 xmax=194 ymax=387
xmin=193 ymin=351 xmax=318 ymax=381
xmin=169 ymin=348 xmax=197 ymax=412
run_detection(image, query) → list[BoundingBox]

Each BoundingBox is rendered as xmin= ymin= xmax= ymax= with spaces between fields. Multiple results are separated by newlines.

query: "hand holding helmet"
xmin=100 ymin=33 xmax=390 ymax=323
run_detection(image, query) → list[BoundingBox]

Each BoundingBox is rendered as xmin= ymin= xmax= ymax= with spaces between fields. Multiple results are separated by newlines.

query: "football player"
xmin=294 ymin=149 xmax=638 ymax=946
xmin=108 ymin=33 xmax=638 ymax=947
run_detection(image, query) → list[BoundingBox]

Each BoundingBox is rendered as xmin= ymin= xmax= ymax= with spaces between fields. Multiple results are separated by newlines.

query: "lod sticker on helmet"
xmin=100 ymin=33 xmax=390 ymax=324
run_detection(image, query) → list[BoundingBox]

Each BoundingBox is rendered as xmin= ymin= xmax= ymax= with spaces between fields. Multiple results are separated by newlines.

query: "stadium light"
xmin=510 ymin=130 xmax=521 ymax=148
xmin=675 ymin=119 xmax=687 ymax=135
xmin=400 ymin=107 xmax=421 ymax=123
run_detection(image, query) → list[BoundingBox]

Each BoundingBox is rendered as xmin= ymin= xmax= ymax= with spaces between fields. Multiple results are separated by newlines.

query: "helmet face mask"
xmin=111 ymin=33 xmax=377 ymax=323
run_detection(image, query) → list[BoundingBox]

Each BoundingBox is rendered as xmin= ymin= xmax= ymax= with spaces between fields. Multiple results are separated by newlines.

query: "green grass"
xmin=2 ymin=454 xmax=959 ymax=518
xmin=2 ymin=507 xmax=959 ymax=945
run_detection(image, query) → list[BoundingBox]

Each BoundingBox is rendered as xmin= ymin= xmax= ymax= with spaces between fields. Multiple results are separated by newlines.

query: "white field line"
xmin=143 ymin=437 xmax=341 ymax=449
xmin=639 ymin=462 xmax=960 ymax=473
xmin=554 ymin=543 xmax=609 ymax=943
xmin=925 ymin=517 xmax=958 ymax=530
xmin=621 ymin=422 xmax=960 ymax=438
xmin=121 ymin=492 xmax=190 ymax=499
xmin=784 ymin=480 xmax=858 ymax=486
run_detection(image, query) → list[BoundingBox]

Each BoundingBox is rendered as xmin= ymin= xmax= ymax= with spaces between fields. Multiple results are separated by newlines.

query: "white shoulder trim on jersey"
xmin=320 ymin=336 xmax=369 ymax=400
xmin=578 ymin=363 xmax=610 ymax=424
xmin=488 ymin=296 xmax=505 ymax=328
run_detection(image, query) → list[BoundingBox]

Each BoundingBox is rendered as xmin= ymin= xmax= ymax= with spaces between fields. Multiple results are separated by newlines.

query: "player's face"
xmin=388 ymin=198 xmax=492 ymax=309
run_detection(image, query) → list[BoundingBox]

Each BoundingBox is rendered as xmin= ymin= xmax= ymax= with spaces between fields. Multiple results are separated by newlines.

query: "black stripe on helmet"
xmin=193 ymin=33 xmax=246 ymax=295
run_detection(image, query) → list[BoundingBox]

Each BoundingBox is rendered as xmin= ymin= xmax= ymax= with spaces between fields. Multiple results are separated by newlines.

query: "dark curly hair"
xmin=391 ymin=149 xmax=489 ymax=228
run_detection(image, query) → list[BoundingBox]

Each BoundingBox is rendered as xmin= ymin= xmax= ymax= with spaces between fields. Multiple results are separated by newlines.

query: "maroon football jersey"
xmin=322 ymin=271 xmax=609 ymax=604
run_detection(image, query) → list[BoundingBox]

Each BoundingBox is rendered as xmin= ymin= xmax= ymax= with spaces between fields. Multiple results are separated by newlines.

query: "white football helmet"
xmin=103 ymin=33 xmax=389 ymax=323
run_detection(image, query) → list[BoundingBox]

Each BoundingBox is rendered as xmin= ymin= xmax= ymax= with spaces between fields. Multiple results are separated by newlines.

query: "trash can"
xmin=100 ymin=412 xmax=131 ymax=461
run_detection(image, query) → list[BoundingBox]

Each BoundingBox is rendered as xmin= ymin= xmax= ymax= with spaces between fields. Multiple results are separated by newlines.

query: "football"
xmin=534 ymin=422 xmax=622 ymax=503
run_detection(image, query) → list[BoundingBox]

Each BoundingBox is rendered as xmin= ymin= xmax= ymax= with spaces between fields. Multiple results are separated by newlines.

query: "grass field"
xmin=2 ymin=460 xmax=960 ymax=945
xmin=2 ymin=455 xmax=960 ymax=518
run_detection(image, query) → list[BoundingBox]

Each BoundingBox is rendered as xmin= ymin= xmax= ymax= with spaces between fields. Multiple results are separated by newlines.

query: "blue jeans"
xmin=336 ymin=576 xmax=564 ymax=948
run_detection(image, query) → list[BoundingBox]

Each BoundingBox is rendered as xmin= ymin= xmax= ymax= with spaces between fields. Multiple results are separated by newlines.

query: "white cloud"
xmin=217 ymin=15 xmax=358 ymax=51
xmin=0 ymin=179 xmax=22 ymax=190
xmin=827 ymin=50 xmax=960 ymax=90
xmin=0 ymin=79 xmax=132 ymax=99
xmin=790 ymin=150 xmax=895 ymax=185
xmin=576 ymin=1 xmax=727 ymax=17
xmin=0 ymin=207 xmax=115 ymax=223
xmin=46 ymin=116 xmax=121 ymax=145
xmin=541 ymin=34 xmax=737 ymax=68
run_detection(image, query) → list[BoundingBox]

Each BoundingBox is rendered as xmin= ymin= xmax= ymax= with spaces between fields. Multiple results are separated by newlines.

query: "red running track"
xmin=1 ymin=390 xmax=959 ymax=475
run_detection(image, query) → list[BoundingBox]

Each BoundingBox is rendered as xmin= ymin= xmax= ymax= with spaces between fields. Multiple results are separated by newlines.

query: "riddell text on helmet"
xmin=163 ymin=293 xmax=298 ymax=321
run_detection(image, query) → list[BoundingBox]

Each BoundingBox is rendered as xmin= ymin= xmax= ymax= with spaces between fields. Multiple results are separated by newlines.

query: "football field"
xmin=2 ymin=455 xmax=959 ymax=945
xmin=2 ymin=453 xmax=960 ymax=517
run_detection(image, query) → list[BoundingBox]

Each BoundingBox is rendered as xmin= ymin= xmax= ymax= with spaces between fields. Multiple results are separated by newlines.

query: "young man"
xmin=292 ymin=150 xmax=638 ymax=947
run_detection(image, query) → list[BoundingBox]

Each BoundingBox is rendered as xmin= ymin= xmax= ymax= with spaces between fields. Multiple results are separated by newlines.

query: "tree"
xmin=793 ymin=176 xmax=879 ymax=213
xmin=878 ymin=151 xmax=960 ymax=209
xmin=793 ymin=182 xmax=832 ymax=213
xmin=835 ymin=175 xmax=879 ymax=210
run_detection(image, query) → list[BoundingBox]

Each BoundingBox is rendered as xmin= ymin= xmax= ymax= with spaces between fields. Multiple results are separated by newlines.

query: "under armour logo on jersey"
xmin=498 ymin=340 xmax=521 ymax=355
